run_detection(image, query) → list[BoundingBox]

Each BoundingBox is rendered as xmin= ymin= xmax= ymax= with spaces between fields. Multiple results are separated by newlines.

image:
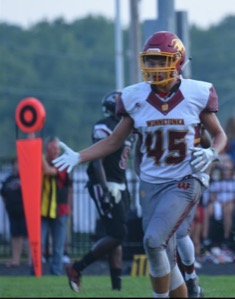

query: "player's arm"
xmin=91 ymin=157 xmax=116 ymax=212
xmin=191 ymin=111 xmax=227 ymax=172
xmin=134 ymin=134 xmax=143 ymax=177
xmin=80 ymin=116 xmax=133 ymax=163
xmin=90 ymin=133 xmax=109 ymax=191
xmin=42 ymin=155 xmax=57 ymax=175
xmin=200 ymin=111 xmax=227 ymax=153
xmin=53 ymin=116 xmax=134 ymax=173
xmin=200 ymin=125 xmax=212 ymax=149
xmin=92 ymin=158 xmax=108 ymax=189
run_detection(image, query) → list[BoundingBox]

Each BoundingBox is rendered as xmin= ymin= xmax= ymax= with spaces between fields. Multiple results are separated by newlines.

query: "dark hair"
xmin=44 ymin=136 xmax=60 ymax=149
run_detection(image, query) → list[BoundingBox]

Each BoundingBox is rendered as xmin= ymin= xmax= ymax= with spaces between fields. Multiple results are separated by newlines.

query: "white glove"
xmin=52 ymin=141 xmax=80 ymax=173
xmin=106 ymin=182 xmax=126 ymax=204
xmin=190 ymin=147 xmax=219 ymax=172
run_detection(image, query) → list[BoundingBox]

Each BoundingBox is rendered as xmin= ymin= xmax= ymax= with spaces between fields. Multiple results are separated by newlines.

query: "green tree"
xmin=0 ymin=15 xmax=234 ymax=156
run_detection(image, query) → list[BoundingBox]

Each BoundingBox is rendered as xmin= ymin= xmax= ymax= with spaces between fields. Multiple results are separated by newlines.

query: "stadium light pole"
xmin=115 ymin=0 xmax=124 ymax=89
xmin=129 ymin=0 xmax=141 ymax=84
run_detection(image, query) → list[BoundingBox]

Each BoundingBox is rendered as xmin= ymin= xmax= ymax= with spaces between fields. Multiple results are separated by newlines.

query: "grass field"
xmin=0 ymin=275 xmax=235 ymax=297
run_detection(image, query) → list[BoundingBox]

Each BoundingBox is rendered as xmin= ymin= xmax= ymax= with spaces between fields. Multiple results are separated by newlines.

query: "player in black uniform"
xmin=66 ymin=91 xmax=134 ymax=292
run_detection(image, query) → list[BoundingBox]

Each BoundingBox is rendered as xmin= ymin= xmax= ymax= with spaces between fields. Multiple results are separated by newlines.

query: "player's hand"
xmin=106 ymin=182 xmax=125 ymax=204
xmin=101 ymin=190 xmax=114 ymax=216
xmin=190 ymin=147 xmax=219 ymax=172
xmin=52 ymin=141 xmax=80 ymax=173
xmin=107 ymin=184 xmax=121 ymax=204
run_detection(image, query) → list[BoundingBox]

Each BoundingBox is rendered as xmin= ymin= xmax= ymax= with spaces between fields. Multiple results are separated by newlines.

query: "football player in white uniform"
xmin=53 ymin=31 xmax=227 ymax=298
xmin=133 ymin=126 xmax=211 ymax=298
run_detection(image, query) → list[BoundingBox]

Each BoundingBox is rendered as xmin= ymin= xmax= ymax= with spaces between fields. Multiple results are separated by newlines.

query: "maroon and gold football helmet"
xmin=140 ymin=31 xmax=186 ymax=87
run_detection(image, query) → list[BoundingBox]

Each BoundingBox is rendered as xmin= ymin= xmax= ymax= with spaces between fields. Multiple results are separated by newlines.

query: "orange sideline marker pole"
xmin=16 ymin=138 xmax=42 ymax=277
xmin=15 ymin=97 xmax=46 ymax=277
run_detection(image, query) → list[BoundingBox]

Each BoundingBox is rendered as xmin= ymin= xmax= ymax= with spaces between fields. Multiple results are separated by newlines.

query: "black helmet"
xmin=102 ymin=91 xmax=121 ymax=117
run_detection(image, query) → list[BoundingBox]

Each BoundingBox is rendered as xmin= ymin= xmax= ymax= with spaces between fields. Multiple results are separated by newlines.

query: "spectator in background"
xmin=200 ymin=155 xmax=235 ymax=264
xmin=201 ymin=164 xmax=222 ymax=251
xmin=207 ymin=157 xmax=235 ymax=249
xmin=219 ymin=158 xmax=235 ymax=249
xmin=1 ymin=159 xmax=29 ymax=267
xmin=225 ymin=116 xmax=235 ymax=165
xmin=41 ymin=136 xmax=72 ymax=275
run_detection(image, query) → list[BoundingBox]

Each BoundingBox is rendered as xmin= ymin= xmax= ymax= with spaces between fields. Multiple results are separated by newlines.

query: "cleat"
xmin=66 ymin=264 xmax=82 ymax=292
xmin=186 ymin=277 xmax=204 ymax=298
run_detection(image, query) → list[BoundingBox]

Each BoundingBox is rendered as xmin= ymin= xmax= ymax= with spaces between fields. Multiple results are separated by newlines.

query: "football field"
xmin=0 ymin=275 xmax=235 ymax=297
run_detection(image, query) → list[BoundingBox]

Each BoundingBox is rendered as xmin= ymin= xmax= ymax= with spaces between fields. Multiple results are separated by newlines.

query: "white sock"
xmin=152 ymin=291 xmax=169 ymax=298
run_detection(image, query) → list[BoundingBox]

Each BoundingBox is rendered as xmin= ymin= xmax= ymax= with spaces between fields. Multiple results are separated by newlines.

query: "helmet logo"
xmin=146 ymin=48 xmax=161 ymax=53
xmin=171 ymin=38 xmax=185 ymax=53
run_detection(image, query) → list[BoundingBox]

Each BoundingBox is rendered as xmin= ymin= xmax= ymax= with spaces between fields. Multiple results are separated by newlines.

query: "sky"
xmin=0 ymin=0 xmax=234 ymax=30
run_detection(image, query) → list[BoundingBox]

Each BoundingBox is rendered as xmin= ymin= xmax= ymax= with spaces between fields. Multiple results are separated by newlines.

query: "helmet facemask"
xmin=140 ymin=51 xmax=182 ymax=87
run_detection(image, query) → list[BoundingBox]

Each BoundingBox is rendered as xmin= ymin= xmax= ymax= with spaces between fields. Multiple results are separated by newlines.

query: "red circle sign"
xmin=15 ymin=97 xmax=46 ymax=133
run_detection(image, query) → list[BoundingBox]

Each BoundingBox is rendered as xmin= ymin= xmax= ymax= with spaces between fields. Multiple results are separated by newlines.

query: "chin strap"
xmin=181 ymin=57 xmax=192 ymax=72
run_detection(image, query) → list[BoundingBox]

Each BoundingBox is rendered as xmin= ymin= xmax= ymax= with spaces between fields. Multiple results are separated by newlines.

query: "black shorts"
xmin=8 ymin=214 xmax=27 ymax=237
xmin=87 ymin=182 xmax=130 ymax=241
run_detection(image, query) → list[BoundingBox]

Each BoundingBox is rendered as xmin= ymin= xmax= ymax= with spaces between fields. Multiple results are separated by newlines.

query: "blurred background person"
xmin=1 ymin=158 xmax=29 ymax=267
xmin=218 ymin=157 xmax=235 ymax=250
xmin=224 ymin=116 xmax=235 ymax=165
xmin=201 ymin=152 xmax=235 ymax=263
xmin=201 ymin=165 xmax=222 ymax=251
xmin=209 ymin=157 xmax=235 ymax=250
xmin=41 ymin=136 xmax=72 ymax=275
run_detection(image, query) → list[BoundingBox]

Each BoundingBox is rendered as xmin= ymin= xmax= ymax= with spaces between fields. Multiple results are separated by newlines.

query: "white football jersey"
xmin=120 ymin=79 xmax=218 ymax=183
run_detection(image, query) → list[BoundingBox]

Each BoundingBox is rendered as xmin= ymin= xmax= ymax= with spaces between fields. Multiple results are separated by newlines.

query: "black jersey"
xmin=1 ymin=174 xmax=24 ymax=217
xmin=87 ymin=116 xmax=134 ymax=184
